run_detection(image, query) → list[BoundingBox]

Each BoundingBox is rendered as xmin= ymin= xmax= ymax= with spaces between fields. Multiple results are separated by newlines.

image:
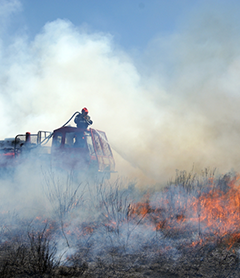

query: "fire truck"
xmin=0 ymin=113 xmax=115 ymax=179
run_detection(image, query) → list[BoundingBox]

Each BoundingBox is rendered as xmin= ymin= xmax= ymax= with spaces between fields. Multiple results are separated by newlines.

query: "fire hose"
xmin=36 ymin=111 xmax=81 ymax=147
xmin=37 ymin=112 xmax=115 ymax=156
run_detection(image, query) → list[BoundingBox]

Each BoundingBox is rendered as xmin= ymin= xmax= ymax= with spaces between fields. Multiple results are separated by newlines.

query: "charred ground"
xmin=0 ymin=169 xmax=240 ymax=277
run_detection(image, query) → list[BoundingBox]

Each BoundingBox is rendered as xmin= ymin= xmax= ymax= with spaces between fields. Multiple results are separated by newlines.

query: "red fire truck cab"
xmin=51 ymin=126 xmax=115 ymax=178
xmin=0 ymin=126 xmax=115 ymax=179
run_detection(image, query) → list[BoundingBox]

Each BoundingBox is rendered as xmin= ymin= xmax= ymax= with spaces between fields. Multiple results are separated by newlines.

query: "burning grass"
xmin=1 ymin=169 xmax=240 ymax=276
xmin=130 ymin=169 xmax=240 ymax=248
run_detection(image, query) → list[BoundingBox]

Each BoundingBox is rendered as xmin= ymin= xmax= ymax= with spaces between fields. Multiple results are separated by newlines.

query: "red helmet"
xmin=82 ymin=107 xmax=88 ymax=114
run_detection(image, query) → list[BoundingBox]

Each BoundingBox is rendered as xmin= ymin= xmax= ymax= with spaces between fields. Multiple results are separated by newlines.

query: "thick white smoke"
xmin=1 ymin=0 xmax=240 ymax=185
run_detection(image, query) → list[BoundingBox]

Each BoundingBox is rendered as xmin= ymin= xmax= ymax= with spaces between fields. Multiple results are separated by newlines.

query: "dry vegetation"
xmin=0 ymin=170 xmax=240 ymax=277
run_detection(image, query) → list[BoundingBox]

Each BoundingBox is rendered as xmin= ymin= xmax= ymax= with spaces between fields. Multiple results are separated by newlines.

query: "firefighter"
xmin=74 ymin=107 xmax=93 ymax=129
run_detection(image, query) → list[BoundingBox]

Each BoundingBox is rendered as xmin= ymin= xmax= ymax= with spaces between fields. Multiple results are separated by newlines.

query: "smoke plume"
xmin=1 ymin=0 xmax=240 ymax=184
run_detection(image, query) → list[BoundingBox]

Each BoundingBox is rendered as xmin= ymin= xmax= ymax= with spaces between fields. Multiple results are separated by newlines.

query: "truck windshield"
xmin=52 ymin=133 xmax=62 ymax=147
xmin=65 ymin=132 xmax=85 ymax=148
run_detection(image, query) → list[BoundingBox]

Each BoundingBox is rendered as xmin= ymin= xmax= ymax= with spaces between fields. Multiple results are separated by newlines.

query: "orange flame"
xmin=129 ymin=175 xmax=240 ymax=247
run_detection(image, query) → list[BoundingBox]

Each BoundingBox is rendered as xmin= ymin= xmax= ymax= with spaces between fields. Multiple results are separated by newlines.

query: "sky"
xmin=19 ymin=0 xmax=199 ymax=50
xmin=1 ymin=0 xmax=240 ymax=185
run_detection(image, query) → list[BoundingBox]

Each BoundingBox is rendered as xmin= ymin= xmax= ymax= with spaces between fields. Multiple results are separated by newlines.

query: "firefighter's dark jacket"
xmin=74 ymin=113 xmax=93 ymax=129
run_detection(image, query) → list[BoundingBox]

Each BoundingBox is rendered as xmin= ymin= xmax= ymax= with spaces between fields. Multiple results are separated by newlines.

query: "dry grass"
xmin=0 ymin=170 xmax=239 ymax=277
xmin=0 ymin=225 xmax=58 ymax=277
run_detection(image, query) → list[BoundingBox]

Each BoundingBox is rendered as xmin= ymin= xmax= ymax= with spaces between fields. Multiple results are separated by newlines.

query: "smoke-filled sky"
xmin=1 ymin=0 xmax=240 ymax=184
